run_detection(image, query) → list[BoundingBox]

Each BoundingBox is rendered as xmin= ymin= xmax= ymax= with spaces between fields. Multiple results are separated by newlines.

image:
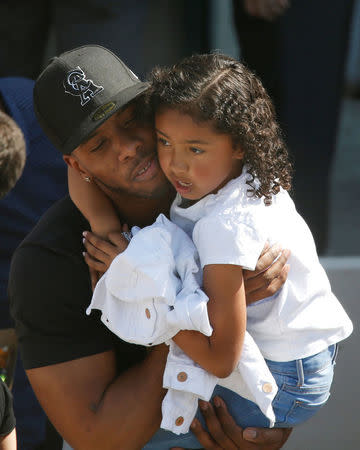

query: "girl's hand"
xmin=243 ymin=0 xmax=290 ymax=22
xmin=82 ymin=225 xmax=131 ymax=278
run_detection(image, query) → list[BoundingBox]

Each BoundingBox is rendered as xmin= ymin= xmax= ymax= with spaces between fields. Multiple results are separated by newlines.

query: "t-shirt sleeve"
xmin=193 ymin=214 xmax=267 ymax=270
xmin=9 ymin=244 xmax=115 ymax=370
xmin=0 ymin=380 xmax=15 ymax=437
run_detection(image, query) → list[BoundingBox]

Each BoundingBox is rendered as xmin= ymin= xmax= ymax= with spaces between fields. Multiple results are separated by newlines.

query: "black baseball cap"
xmin=33 ymin=45 xmax=150 ymax=155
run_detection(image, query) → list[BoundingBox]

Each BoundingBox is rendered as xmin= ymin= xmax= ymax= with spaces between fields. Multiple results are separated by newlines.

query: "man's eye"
xmin=123 ymin=116 xmax=136 ymax=128
xmin=190 ymin=147 xmax=204 ymax=154
xmin=90 ymin=139 xmax=106 ymax=153
xmin=157 ymin=137 xmax=170 ymax=146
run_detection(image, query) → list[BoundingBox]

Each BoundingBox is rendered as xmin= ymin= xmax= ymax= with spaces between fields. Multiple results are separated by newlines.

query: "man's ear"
xmin=63 ymin=154 xmax=77 ymax=169
xmin=63 ymin=154 xmax=92 ymax=182
xmin=63 ymin=154 xmax=87 ymax=176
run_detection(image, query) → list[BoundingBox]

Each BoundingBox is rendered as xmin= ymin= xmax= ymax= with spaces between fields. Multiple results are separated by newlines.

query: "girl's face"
xmin=155 ymin=109 xmax=244 ymax=201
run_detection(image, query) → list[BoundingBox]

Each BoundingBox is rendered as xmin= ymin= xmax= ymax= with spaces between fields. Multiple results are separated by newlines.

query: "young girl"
xmin=71 ymin=53 xmax=352 ymax=444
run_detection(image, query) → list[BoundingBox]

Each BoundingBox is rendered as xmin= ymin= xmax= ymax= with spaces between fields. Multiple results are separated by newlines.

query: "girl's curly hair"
xmin=146 ymin=53 xmax=292 ymax=205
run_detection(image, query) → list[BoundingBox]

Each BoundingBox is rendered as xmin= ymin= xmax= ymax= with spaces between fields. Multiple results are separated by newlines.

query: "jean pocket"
xmin=280 ymin=395 xmax=330 ymax=426
xmin=273 ymin=384 xmax=331 ymax=427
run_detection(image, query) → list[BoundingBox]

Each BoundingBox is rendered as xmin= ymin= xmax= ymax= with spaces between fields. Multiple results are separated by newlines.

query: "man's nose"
xmin=114 ymin=135 xmax=141 ymax=162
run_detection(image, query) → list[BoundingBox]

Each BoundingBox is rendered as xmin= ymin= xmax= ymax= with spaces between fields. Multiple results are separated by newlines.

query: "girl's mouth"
xmin=175 ymin=179 xmax=192 ymax=194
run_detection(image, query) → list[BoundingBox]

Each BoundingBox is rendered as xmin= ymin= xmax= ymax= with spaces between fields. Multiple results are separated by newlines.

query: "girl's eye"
xmin=190 ymin=147 xmax=204 ymax=155
xmin=90 ymin=139 xmax=106 ymax=153
xmin=157 ymin=137 xmax=170 ymax=146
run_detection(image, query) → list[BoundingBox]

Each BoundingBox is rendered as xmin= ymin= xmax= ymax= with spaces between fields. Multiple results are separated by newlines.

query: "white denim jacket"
xmin=87 ymin=214 xmax=277 ymax=434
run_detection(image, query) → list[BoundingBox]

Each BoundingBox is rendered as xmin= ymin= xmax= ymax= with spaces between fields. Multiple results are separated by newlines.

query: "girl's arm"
xmin=173 ymin=263 xmax=246 ymax=378
xmin=68 ymin=167 xmax=121 ymax=238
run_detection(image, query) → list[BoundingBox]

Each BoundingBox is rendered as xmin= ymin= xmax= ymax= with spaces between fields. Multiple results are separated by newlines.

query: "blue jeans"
xmin=144 ymin=345 xmax=338 ymax=450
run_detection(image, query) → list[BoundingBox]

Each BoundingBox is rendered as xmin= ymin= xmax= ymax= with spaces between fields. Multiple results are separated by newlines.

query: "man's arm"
xmin=27 ymin=347 xmax=167 ymax=450
xmin=82 ymin=233 xmax=290 ymax=304
xmin=244 ymin=243 xmax=290 ymax=304
xmin=9 ymin=241 xmax=167 ymax=450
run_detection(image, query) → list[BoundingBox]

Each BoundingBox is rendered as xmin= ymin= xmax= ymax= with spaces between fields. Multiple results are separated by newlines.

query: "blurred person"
xmin=0 ymin=77 xmax=67 ymax=449
xmin=0 ymin=380 xmax=16 ymax=449
xmin=232 ymin=0 xmax=354 ymax=254
xmin=0 ymin=0 xmax=149 ymax=79
xmin=0 ymin=110 xmax=26 ymax=198
xmin=345 ymin=0 xmax=360 ymax=97
xmin=9 ymin=45 xmax=292 ymax=450
xmin=0 ymin=95 xmax=27 ymax=450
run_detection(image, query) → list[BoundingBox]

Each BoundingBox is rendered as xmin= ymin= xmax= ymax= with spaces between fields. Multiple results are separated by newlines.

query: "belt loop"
xmin=332 ymin=344 xmax=339 ymax=365
xmin=296 ymin=359 xmax=304 ymax=386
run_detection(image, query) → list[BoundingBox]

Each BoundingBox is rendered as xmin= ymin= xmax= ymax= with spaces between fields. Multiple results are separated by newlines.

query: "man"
xmin=0 ymin=77 xmax=68 ymax=449
xmin=9 ymin=46 xmax=291 ymax=449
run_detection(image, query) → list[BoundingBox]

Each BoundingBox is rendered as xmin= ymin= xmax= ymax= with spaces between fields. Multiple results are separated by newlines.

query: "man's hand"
xmin=171 ymin=397 xmax=292 ymax=450
xmin=243 ymin=0 xmax=290 ymax=21
xmin=244 ymin=243 xmax=290 ymax=305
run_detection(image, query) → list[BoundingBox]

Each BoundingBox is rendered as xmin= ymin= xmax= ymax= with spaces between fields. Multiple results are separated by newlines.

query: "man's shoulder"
xmin=10 ymin=196 xmax=90 ymax=307
xmin=20 ymin=196 xmax=89 ymax=255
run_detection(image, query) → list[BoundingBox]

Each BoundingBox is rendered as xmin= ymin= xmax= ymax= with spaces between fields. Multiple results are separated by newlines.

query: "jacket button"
xmin=145 ymin=308 xmax=151 ymax=319
xmin=177 ymin=371 xmax=188 ymax=382
xmin=262 ymin=382 xmax=273 ymax=393
xmin=175 ymin=416 xmax=184 ymax=426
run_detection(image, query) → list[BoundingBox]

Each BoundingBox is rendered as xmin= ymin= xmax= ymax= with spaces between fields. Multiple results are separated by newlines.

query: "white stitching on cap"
xmin=63 ymin=66 xmax=104 ymax=106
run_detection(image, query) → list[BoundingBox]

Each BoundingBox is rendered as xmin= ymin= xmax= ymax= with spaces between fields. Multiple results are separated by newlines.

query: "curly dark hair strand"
xmin=147 ymin=53 xmax=292 ymax=205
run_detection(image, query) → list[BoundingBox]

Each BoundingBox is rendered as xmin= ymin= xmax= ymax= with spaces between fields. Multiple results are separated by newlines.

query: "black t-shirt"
xmin=9 ymin=196 xmax=146 ymax=371
xmin=0 ymin=380 xmax=15 ymax=437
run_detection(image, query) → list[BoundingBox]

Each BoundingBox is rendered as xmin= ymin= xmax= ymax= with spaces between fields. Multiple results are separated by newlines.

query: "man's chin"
xmin=147 ymin=178 xmax=175 ymax=199
xmin=93 ymin=174 xmax=173 ymax=200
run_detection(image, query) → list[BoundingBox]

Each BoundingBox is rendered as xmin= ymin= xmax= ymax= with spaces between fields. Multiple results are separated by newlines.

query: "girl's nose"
xmin=170 ymin=151 xmax=188 ymax=173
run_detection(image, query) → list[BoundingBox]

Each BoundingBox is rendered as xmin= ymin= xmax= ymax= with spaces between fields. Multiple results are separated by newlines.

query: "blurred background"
xmin=0 ymin=0 xmax=359 ymax=448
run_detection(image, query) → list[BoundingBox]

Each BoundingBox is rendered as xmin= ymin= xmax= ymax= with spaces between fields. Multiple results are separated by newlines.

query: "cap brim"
xmin=63 ymin=81 xmax=150 ymax=154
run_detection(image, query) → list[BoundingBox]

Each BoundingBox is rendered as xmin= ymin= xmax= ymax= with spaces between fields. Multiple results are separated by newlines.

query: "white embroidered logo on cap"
xmin=63 ymin=67 xmax=104 ymax=106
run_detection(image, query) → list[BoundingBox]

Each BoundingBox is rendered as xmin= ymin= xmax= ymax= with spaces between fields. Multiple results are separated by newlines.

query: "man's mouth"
xmin=137 ymin=160 xmax=151 ymax=176
xmin=133 ymin=156 xmax=158 ymax=181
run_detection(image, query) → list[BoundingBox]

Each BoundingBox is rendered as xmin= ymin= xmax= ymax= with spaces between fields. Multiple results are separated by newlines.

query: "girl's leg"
xmin=144 ymin=345 xmax=337 ymax=448
xmin=143 ymin=386 xmax=271 ymax=450
xmin=269 ymin=345 xmax=338 ymax=427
